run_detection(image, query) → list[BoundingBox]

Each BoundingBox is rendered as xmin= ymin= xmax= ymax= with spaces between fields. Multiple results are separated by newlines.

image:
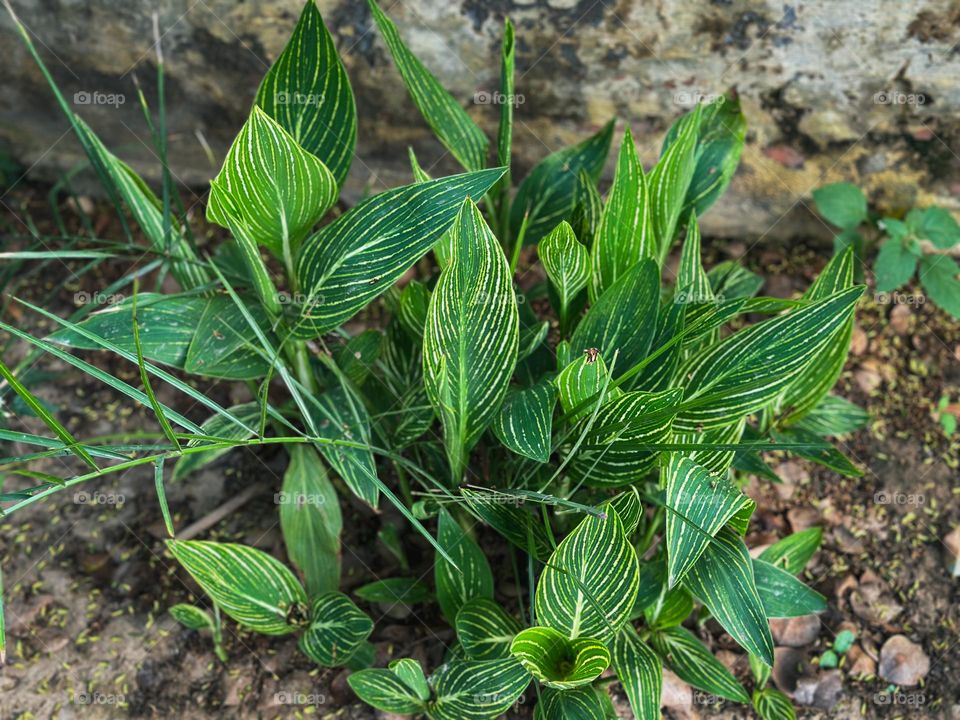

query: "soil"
xmin=0 ymin=184 xmax=958 ymax=720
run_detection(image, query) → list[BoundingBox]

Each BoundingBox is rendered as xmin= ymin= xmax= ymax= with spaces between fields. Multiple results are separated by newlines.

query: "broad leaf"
xmin=535 ymin=509 xmax=639 ymax=643
xmin=423 ymin=199 xmax=520 ymax=479
xmin=354 ymin=577 xmax=432 ymax=605
xmin=298 ymin=591 xmax=373 ymax=666
xmin=759 ymin=528 xmax=822 ymax=575
xmin=461 ymin=488 xmax=553 ymax=561
xmin=649 ymin=626 xmax=749 ymax=702
xmin=456 ymin=598 xmax=523 ymax=660
xmin=602 ymin=487 xmax=642 ymax=535
xmin=428 ymin=658 xmax=531 ymax=720
xmin=511 ymin=626 xmax=610 ymax=690
xmin=611 ymin=625 xmax=662 ymax=720
xmin=511 ymin=120 xmax=614 ymax=246
xmin=534 ymin=686 xmax=607 ymax=720
xmin=492 ymin=381 xmax=555 ymax=462
xmin=348 ymin=668 xmax=426 ymax=715
xmin=166 ymin=540 xmax=306 ymax=635
xmin=753 ymin=687 xmax=796 ymax=720
xmin=368 ymin=0 xmax=487 ymax=172
xmin=208 ymin=106 xmax=337 ymax=259
xmin=683 ymin=527 xmax=774 ymax=665
xmin=590 ymin=127 xmax=654 ymax=297
xmin=665 ymin=454 xmax=755 ymax=586
xmin=279 ymin=445 xmax=341 ymax=597
xmin=554 ymin=352 xmax=622 ymax=422
xmin=919 ymin=255 xmax=960 ymax=318
xmin=792 ymin=395 xmax=868 ymax=437
xmin=650 ymin=106 xmax=700 ymax=257
xmin=255 ymin=0 xmax=356 ymax=185
xmin=295 ymin=168 xmax=504 ymax=336
xmin=874 ymin=237 xmax=917 ymax=292
xmin=753 ymin=558 xmax=827 ymax=618
xmin=183 ymin=294 xmax=275 ymax=379
xmin=539 ymin=221 xmax=589 ymax=326
xmin=812 ymin=182 xmax=867 ymax=230
xmin=435 ymin=509 xmax=495 ymax=623
xmin=168 ymin=604 xmax=214 ymax=632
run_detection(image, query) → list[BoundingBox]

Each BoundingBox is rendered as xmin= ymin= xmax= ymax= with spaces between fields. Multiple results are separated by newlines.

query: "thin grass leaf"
xmin=153 ymin=457 xmax=174 ymax=537
xmin=132 ymin=285 xmax=181 ymax=451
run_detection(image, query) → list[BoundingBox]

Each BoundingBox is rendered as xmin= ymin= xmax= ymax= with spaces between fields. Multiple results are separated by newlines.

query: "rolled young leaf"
xmin=511 ymin=626 xmax=610 ymax=690
xmin=649 ymin=105 xmax=701 ymax=259
xmin=539 ymin=221 xmax=590 ymax=328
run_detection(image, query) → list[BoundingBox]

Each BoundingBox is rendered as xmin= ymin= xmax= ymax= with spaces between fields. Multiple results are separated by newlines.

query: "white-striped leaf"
xmin=665 ymin=454 xmax=755 ymax=587
xmin=408 ymin=148 xmax=456 ymax=268
xmin=611 ymin=625 xmax=662 ymax=720
xmin=423 ymin=199 xmax=519 ymax=479
xmin=793 ymin=395 xmax=868 ymax=437
xmin=601 ymin=487 xmax=642 ymax=535
xmin=566 ymin=388 xmax=682 ymax=487
xmin=173 ymin=402 xmax=261 ymax=480
xmin=348 ymin=668 xmax=426 ymax=714
xmin=753 ymin=687 xmax=796 ymax=720
xmin=555 ymin=352 xmax=622 ymax=422
xmin=770 ymin=426 xmax=862 ymax=478
xmin=207 ymin=106 xmax=337 ymax=260
xmin=280 ymin=445 xmax=341 ymax=598
xmin=435 ymin=509 xmax=494 ymax=624
xmin=183 ymin=294 xmax=275 ymax=379
xmin=461 ymin=488 xmax=553 ymax=561
xmin=572 ymin=258 xmax=660 ymax=374
xmin=456 ymin=598 xmax=523 ymax=660
xmin=682 ymin=527 xmax=774 ymax=665
xmin=758 ymin=528 xmax=822 ymax=575
xmin=511 ymin=121 xmax=614 ymax=246
xmin=492 ymin=381 xmax=555 ymax=462
xmin=166 ymin=540 xmax=306 ymax=635
xmin=590 ymin=127 xmax=654 ymax=298
xmin=296 ymin=168 xmax=504 ymax=337
xmin=169 ymin=604 xmax=214 ymax=632
xmin=534 ymin=686 xmax=607 ymax=720
xmin=534 ymin=509 xmax=639 ymax=642
xmin=299 ymin=592 xmax=372 ymax=667
xmin=255 ymin=0 xmax=356 ymax=186
xmin=570 ymin=170 xmax=604 ymax=246
xmin=368 ymin=0 xmax=487 ymax=172
xmin=649 ymin=625 xmax=749 ymax=702
xmin=539 ymin=221 xmax=589 ymax=324
xmin=753 ymin=558 xmax=827 ymax=618
xmin=428 ymin=658 xmax=531 ymax=720
xmin=675 ymin=416 xmax=745 ymax=478
xmin=649 ymin=106 xmax=700 ymax=258
xmin=510 ymin=626 xmax=610 ymax=690
xmin=389 ymin=658 xmax=431 ymax=701
xmin=673 ymin=286 xmax=864 ymax=432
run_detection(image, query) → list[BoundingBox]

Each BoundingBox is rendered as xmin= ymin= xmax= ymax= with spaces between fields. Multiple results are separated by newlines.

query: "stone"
xmin=661 ymin=667 xmax=696 ymax=719
xmin=850 ymin=582 xmax=904 ymax=626
xmin=771 ymin=615 xmax=821 ymax=647
xmin=787 ymin=507 xmax=820 ymax=533
xmin=889 ymin=304 xmax=913 ymax=335
xmin=878 ymin=635 xmax=930 ymax=687
xmin=772 ymin=646 xmax=808 ymax=695
xmin=794 ymin=670 xmax=843 ymax=710
xmin=847 ymin=645 xmax=877 ymax=677
xmin=849 ymin=325 xmax=868 ymax=355
xmin=944 ymin=526 xmax=960 ymax=577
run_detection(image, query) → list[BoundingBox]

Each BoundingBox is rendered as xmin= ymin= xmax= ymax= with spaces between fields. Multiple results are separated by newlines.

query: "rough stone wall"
xmin=2 ymin=0 xmax=960 ymax=241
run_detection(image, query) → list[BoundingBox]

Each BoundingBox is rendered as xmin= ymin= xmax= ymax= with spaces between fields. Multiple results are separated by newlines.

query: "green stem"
xmin=509 ymin=211 xmax=529 ymax=276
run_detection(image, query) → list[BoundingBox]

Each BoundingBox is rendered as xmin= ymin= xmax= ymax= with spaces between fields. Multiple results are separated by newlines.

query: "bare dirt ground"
xmin=0 ymin=187 xmax=957 ymax=719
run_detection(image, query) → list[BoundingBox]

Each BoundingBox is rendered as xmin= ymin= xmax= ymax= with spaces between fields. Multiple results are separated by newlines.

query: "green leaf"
xmin=566 ymin=388 xmax=681 ymax=487
xmin=708 ymin=260 xmax=764 ymax=299
xmin=335 ymin=329 xmax=384 ymax=386
xmin=534 ymin=686 xmax=607 ymax=720
xmin=649 ymin=626 xmax=749 ymax=702
xmin=389 ymin=658 xmax=431 ymax=701
xmin=435 ymin=509 xmax=495 ymax=624
xmin=758 ymin=528 xmax=822 ymax=575
xmin=169 ymin=604 xmax=214 ymax=632
xmin=611 ymin=625 xmax=662 ymax=720
xmin=602 ymin=487 xmax=642 ymax=536
xmin=368 ymin=0 xmax=487 ymax=172
xmin=183 ymin=295 xmax=276 ymax=380
xmin=461 ymin=488 xmax=553 ymax=561
xmin=650 ymin=106 xmax=701 ymax=258
xmin=771 ymin=427 xmax=862 ymax=478
xmin=298 ymin=591 xmax=373 ymax=666
xmin=348 ymin=668 xmax=426 ymax=715
xmin=812 ymin=182 xmax=867 ymax=230
xmin=166 ymin=540 xmax=306 ymax=635
xmin=555 ymin=352 xmax=622 ymax=423
xmin=875 ymin=237 xmax=918 ymax=292
xmin=456 ymin=598 xmax=523 ymax=660
xmin=644 ymin=582 xmax=694 ymax=630
xmin=172 ymin=402 xmax=261 ymax=481
xmin=511 ymin=120 xmax=614 ymax=246
xmin=428 ymin=658 xmax=531 ymax=720
xmin=570 ymin=170 xmax=604 ymax=247
xmin=423 ymin=199 xmax=520 ymax=479
xmin=674 ymin=286 xmax=864 ymax=432
xmin=792 ymin=395 xmax=869 ymax=437
xmin=496 ymin=18 xmax=515 ymax=190
xmin=255 ymin=0 xmax=356 ymax=186
xmin=354 ymin=577 xmax=432 ymax=605
xmin=539 ymin=221 xmax=590 ymax=324
xmin=207 ymin=106 xmax=337 ymax=260
xmin=753 ymin=558 xmax=827 ymax=618
xmin=676 ymin=214 xmax=714 ymax=306
xmin=572 ymin=258 xmax=660 ymax=374
xmin=511 ymin=626 xmax=610 ymax=690
xmin=492 ymin=381 xmax=555 ymax=462
xmin=398 ymin=280 xmax=431 ymax=339
xmin=279 ymin=445 xmax=341 ymax=597
xmin=908 ymin=206 xmax=960 ymax=249
xmin=753 ymin=687 xmax=796 ymax=720
xmin=683 ymin=527 xmax=774 ymax=665
xmin=535 ymin=509 xmax=639 ymax=643
xmin=590 ymin=127 xmax=655 ymax=297
xmin=663 ymin=93 xmax=746 ymax=218
xmin=296 ymin=168 xmax=504 ymax=336
xmin=919 ymin=255 xmax=960 ymax=318
xmin=665 ymin=454 xmax=756 ymax=586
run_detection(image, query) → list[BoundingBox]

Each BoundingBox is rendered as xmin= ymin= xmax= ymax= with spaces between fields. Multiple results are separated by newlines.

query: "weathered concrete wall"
xmin=2 ymin=0 xmax=960 ymax=241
